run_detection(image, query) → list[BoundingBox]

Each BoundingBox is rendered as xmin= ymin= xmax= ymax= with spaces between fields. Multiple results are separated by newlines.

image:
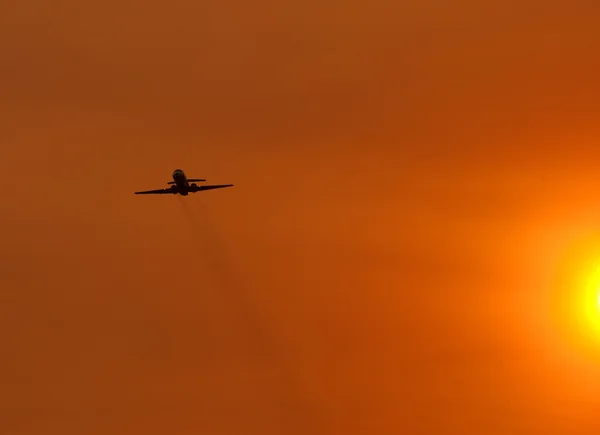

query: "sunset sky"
xmin=2 ymin=1 xmax=600 ymax=434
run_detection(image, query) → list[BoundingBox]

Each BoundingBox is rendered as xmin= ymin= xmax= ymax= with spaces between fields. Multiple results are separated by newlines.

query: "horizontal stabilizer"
xmin=167 ymin=178 xmax=206 ymax=184
xmin=188 ymin=184 xmax=233 ymax=192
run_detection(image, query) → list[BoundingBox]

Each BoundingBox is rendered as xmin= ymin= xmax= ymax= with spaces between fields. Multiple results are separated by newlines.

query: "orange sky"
xmin=2 ymin=1 xmax=600 ymax=434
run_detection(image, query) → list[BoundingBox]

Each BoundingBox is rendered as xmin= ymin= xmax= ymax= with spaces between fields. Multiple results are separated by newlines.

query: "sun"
xmin=561 ymin=251 xmax=600 ymax=353
xmin=542 ymin=235 xmax=600 ymax=362
xmin=524 ymin=218 xmax=600 ymax=394
xmin=581 ymin=264 xmax=600 ymax=339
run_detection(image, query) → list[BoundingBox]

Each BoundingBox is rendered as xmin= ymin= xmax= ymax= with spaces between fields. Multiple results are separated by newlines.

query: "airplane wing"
xmin=189 ymin=184 xmax=234 ymax=193
xmin=134 ymin=187 xmax=177 ymax=195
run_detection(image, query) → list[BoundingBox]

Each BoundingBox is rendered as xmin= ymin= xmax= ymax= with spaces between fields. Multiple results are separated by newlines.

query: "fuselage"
xmin=172 ymin=169 xmax=189 ymax=195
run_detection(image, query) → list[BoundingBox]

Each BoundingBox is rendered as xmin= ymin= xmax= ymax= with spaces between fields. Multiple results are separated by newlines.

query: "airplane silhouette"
xmin=134 ymin=169 xmax=233 ymax=196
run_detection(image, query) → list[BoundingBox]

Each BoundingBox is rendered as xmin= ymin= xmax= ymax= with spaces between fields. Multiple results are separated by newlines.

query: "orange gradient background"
xmin=2 ymin=1 xmax=600 ymax=434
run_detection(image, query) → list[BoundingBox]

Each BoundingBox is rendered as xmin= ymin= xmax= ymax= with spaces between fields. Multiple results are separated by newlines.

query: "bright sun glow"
xmin=558 ymin=251 xmax=600 ymax=356
xmin=526 ymin=220 xmax=600 ymax=394
xmin=542 ymin=234 xmax=600 ymax=363
xmin=580 ymin=264 xmax=600 ymax=341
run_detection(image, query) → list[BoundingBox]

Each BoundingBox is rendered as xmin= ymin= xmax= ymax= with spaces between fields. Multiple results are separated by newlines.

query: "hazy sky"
xmin=2 ymin=1 xmax=600 ymax=434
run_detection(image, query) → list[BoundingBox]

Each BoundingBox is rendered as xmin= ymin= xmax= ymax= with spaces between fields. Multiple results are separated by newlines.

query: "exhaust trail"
xmin=175 ymin=195 xmax=323 ymax=434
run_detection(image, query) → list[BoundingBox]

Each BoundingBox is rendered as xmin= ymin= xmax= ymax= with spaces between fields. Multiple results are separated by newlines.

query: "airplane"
xmin=134 ymin=169 xmax=233 ymax=196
